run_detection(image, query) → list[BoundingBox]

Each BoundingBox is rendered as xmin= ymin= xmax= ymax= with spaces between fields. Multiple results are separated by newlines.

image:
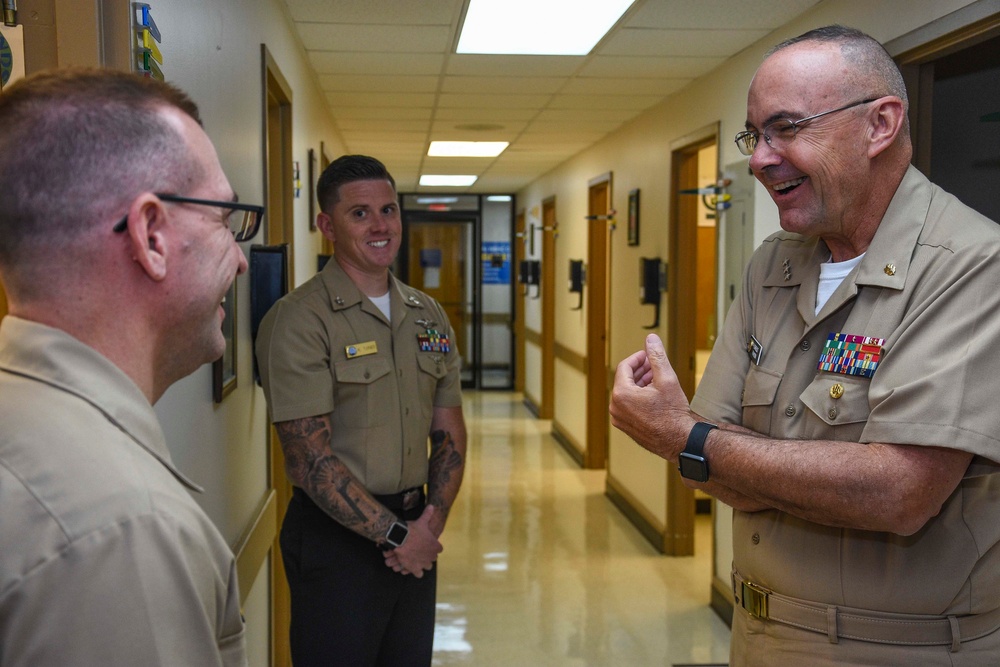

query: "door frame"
xmin=539 ymin=197 xmax=557 ymax=419
xmin=514 ymin=210 xmax=527 ymax=393
xmin=585 ymin=174 xmax=612 ymax=469
xmin=666 ymin=124 xmax=719 ymax=556
xmin=399 ymin=211 xmax=481 ymax=389
xmin=261 ymin=44 xmax=294 ymax=667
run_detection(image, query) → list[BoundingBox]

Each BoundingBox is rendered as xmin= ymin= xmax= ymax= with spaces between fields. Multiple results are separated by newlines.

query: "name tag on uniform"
xmin=345 ymin=341 xmax=378 ymax=358
xmin=746 ymin=334 xmax=764 ymax=365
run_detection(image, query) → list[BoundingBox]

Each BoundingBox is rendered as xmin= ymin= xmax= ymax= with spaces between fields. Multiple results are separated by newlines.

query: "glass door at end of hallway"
xmin=404 ymin=220 xmax=476 ymax=388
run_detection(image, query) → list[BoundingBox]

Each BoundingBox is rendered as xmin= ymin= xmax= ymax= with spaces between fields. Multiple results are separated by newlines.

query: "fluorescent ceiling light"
xmin=420 ymin=175 xmax=478 ymax=187
xmin=416 ymin=197 xmax=460 ymax=204
xmin=457 ymin=0 xmax=635 ymax=56
xmin=487 ymin=195 xmax=512 ymax=202
xmin=428 ymin=141 xmax=509 ymax=157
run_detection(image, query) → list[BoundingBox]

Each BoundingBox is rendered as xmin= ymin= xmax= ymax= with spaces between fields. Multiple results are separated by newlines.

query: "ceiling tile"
xmin=309 ymin=52 xmax=445 ymax=75
xmin=284 ymin=0 xmax=459 ymax=24
xmin=298 ymin=24 xmax=451 ymax=53
xmin=318 ymin=74 xmax=439 ymax=93
xmin=601 ymin=28 xmax=769 ymax=57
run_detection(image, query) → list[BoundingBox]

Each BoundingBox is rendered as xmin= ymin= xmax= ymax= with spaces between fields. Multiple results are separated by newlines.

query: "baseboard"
xmin=605 ymin=472 xmax=665 ymax=554
xmin=550 ymin=420 xmax=584 ymax=467
xmin=523 ymin=393 xmax=540 ymax=417
xmin=233 ymin=489 xmax=277 ymax=606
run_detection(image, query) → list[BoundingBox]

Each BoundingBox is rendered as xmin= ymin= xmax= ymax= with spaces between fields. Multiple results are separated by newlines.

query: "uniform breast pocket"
xmin=800 ymin=374 xmax=871 ymax=432
xmin=332 ymin=356 xmax=392 ymax=428
xmin=416 ymin=354 xmax=448 ymax=417
xmin=742 ymin=366 xmax=782 ymax=435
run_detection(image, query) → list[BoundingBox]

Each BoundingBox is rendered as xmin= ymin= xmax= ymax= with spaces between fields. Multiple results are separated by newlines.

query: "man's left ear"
xmin=867 ymin=97 xmax=906 ymax=158
xmin=126 ymin=194 xmax=170 ymax=282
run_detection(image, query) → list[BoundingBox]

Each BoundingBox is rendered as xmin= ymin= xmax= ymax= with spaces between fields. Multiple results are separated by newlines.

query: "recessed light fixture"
xmin=415 ymin=197 xmax=460 ymax=204
xmin=419 ymin=175 xmax=478 ymax=187
xmin=428 ymin=141 xmax=509 ymax=157
xmin=487 ymin=195 xmax=512 ymax=202
xmin=457 ymin=0 xmax=635 ymax=56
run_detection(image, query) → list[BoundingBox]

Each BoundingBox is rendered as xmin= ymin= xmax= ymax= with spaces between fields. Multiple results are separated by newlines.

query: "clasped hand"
xmin=382 ymin=504 xmax=442 ymax=578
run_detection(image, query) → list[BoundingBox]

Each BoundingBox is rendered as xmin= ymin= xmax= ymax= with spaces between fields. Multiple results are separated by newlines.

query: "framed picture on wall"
xmin=627 ymin=189 xmax=640 ymax=246
xmin=212 ymin=282 xmax=237 ymax=403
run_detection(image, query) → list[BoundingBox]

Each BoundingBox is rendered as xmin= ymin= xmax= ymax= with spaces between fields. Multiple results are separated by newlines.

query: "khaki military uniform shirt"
xmin=0 ymin=317 xmax=247 ymax=666
xmin=256 ymin=259 xmax=462 ymax=494
xmin=693 ymin=166 xmax=1000 ymax=618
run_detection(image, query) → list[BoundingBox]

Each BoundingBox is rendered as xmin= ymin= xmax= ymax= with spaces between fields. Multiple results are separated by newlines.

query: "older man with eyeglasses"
xmin=0 ymin=68 xmax=263 ymax=665
xmin=611 ymin=25 xmax=1000 ymax=665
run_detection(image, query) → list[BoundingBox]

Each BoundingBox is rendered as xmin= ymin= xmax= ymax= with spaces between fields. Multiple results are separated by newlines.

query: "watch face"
xmin=678 ymin=453 xmax=709 ymax=483
xmin=386 ymin=522 xmax=409 ymax=547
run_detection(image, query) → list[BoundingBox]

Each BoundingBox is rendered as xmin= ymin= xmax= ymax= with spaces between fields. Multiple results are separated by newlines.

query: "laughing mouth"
xmin=369 ymin=240 xmax=389 ymax=248
xmin=773 ymin=177 xmax=806 ymax=194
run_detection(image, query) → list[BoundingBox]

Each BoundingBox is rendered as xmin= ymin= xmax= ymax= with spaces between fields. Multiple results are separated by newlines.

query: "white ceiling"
xmin=282 ymin=0 xmax=822 ymax=193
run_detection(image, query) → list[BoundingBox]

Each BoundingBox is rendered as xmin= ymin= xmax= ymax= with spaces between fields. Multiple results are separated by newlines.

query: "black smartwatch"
xmin=678 ymin=422 xmax=717 ymax=483
xmin=384 ymin=521 xmax=409 ymax=548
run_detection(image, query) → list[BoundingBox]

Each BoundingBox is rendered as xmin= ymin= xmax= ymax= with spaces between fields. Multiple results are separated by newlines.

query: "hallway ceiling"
xmin=281 ymin=0 xmax=822 ymax=193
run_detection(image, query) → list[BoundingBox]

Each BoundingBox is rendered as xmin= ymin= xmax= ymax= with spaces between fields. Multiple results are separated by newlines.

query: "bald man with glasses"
xmin=611 ymin=25 xmax=1000 ymax=665
xmin=0 ymin=68 xmax=263 ymax=665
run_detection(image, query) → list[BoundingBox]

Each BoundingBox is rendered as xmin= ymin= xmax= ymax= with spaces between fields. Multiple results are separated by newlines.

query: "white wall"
xmin=516 ymin=0 xmax=988 ymax=532
xmin=141 ymin=1 xmax=345 ymax=662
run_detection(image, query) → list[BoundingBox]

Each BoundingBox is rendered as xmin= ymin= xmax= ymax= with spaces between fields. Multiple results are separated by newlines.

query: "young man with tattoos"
xmin=256 ymin=154 xmax=466 ymax=667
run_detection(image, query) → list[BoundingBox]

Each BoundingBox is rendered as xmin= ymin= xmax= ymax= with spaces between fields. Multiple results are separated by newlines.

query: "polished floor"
xmin=433 ymin=391 xmax=731 ymax=666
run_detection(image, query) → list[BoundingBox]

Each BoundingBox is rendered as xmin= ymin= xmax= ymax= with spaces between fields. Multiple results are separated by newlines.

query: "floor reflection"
xmin=433 ymin=391 xmax=731 ymax=666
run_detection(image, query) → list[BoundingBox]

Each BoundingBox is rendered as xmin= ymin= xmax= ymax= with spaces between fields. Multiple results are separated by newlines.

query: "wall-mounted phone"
xmin=640 ymin=257 xmax=666 ymax=329
xmin=528 ymin=260 xmax=541 ymax=299
xmin=518 ymin=259 xmax=541 ymax=298
xmin=568 ymin=259 xmax=586 ymax=310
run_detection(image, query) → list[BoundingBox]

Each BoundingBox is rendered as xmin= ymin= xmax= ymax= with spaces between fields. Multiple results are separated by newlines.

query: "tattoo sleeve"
xmin=275 ymin=415 xmax=395 ymax=543
xmin=426 ymin=408 xmax=467 ymax=528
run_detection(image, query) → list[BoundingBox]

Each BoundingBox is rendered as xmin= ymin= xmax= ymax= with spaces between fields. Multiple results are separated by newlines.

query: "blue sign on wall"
xmin=481 ymin=241 xmax=511 ymax=284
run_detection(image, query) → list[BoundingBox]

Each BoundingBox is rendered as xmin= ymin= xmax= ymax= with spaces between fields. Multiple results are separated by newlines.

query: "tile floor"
xmin=433 ymin=391 xmax=732 ymax=666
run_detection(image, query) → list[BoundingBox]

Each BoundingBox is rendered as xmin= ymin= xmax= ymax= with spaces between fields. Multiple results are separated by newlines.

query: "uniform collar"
xmin=319 ymin=257 xmax=426 ymax=329
xmin=0 ymin=316 xmax=203 ymax=493
xmin=761 ymin=165 xmax=929 ymax=294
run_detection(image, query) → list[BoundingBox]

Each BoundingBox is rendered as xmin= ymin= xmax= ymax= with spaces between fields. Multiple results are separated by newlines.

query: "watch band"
xmin=684 ymin=422 xmax=717 ymax=458
xmin=678 ymin=421 xmax=717 ymax=482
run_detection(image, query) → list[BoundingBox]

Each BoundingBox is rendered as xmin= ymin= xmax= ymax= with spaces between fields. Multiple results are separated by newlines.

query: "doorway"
xmin=585 ymin=176 xmax=612 ymax=469
xmin=897 ymin=17 xmax=1000 ymax=223
xmin=403 ymin=218 xmax=476 ymax=388
xmin=262 ymin=45 xmax=294 ymax=667
xmin=666 ymin=129 xmax=720 ymax=557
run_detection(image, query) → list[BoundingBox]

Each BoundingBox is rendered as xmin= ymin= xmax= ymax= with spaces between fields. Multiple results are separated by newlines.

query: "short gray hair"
xmin=0 ymin=68 xmax=204 ymax=271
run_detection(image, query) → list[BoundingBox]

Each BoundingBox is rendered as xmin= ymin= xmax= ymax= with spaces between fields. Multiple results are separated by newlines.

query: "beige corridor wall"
xmin=515 ymin=0 xmax=988 ymax=548
xmin=139 ymin=1 xmax=345 ymax=664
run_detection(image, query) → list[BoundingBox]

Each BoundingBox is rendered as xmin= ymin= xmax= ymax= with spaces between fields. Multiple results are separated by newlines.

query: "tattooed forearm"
xmin=275 ymin=416 xmax=395 ymax=541
xmin=428 ymin=429 xmax=464 ymax=507
xmin=426 ymin=407 xmax=467 ymax=531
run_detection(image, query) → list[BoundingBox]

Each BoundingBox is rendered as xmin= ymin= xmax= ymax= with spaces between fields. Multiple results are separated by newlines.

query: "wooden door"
xmin=539 ymin=198 xmax=557 ymax=420
xmin=585 ymin=179 xmax=611 ymax=469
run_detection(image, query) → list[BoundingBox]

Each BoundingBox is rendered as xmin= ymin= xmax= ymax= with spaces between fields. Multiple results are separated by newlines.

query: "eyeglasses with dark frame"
xmin=112 ymin=193 xmax=266 ymax=242
xmin=734 ymin=97 xmax=880 ymax=156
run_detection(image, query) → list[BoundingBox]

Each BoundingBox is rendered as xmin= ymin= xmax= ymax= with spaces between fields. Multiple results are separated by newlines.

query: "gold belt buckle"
xmin=741 ymin=581 xmax=770 ymax=619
